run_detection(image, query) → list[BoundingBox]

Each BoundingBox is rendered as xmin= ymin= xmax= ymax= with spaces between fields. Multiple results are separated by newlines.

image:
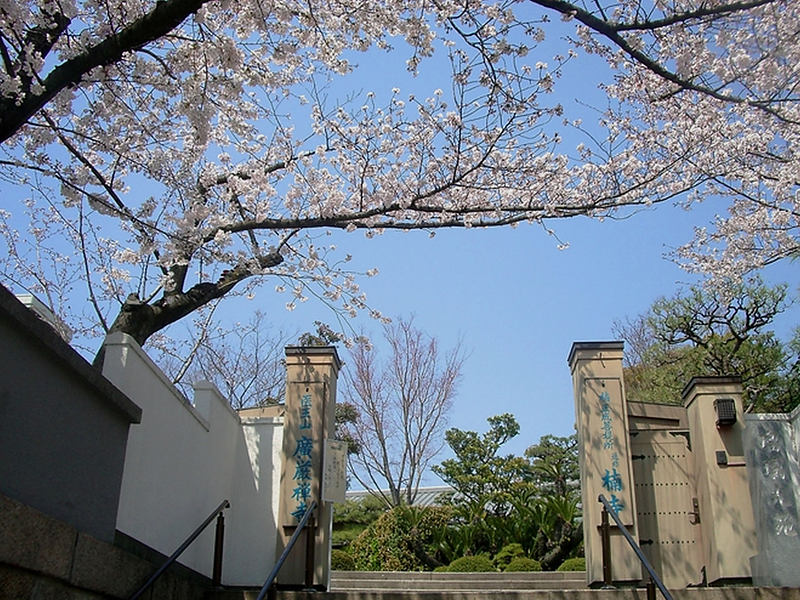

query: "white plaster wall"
xmin=103 ymin=333 xmax=283 ymax=585
xmin=231 ymin=414 xmax=284 ymax=583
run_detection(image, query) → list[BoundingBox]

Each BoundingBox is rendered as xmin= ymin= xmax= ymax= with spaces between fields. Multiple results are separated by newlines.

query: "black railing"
xmin=129 ymin=498 xmax=230 ymax=600
xmin=598 ymin=494 xmax=673 ymax=600
xmin=256 ymin=500 xmax=318 ymax=600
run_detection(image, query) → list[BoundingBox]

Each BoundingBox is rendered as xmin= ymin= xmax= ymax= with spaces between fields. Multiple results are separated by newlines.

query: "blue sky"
xmin=232 ymin=197 xmax=799 ymax=473
xmin=230 ymin=26 xmax=800 ymax=468
xmin=291 ymin=18 xmax=800 ymax=468
xmin=3 ymin=8 xmax=798 ymax=482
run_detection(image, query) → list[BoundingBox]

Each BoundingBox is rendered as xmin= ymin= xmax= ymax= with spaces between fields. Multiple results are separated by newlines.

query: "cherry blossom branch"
xmin=529 ymin=0 xmax=797 ymax=122
xmin=0 ymin=32 xmax=16 ymax=75
xmin=40 ymin=110 xmax=167 ymax=273
xmin=612 ymin=0 xmax=776 ymax=31
xmin=169 ymin=298 xmax=219 ymax=385
xmin=0 ymin=0 xmax=211 ymax=144
xmin=77 ymin=203 xmax=110 ymax=333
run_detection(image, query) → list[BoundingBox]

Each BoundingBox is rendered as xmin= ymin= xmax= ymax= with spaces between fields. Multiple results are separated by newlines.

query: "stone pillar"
xmin=276 ymin=346 xmax=341 ymax=589
xmin=568 ymin=342 xmax=641 ymax=586
xmin=683 ymin=377 xmax=757 ymax=585
xmin=743 ymin=408 xmax=800 ymax=587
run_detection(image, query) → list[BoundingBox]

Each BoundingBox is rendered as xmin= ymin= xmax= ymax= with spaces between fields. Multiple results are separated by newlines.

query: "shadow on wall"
xmin=101 ymin=332 xmax=284 ymax=586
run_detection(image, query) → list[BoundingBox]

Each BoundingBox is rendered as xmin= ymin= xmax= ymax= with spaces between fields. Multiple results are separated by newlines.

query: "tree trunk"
xmin=409 ymin=528 xmax=445 ymax=570
xmin=540 ymin=524 xmax=584 ymax=571
xmin=93 ymin=252 xmax=282 ymax=368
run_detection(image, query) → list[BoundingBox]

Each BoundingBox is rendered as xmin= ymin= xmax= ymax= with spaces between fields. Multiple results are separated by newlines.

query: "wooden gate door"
xmin=630 ymin=430 xmax=704 ymax=588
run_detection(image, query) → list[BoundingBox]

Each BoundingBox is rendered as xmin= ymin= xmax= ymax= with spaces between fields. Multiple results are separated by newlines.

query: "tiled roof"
xmin=346 ymin=485 xmax=456 ymax=507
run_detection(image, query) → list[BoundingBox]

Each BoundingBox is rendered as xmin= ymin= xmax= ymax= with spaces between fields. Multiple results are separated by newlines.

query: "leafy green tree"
xmin=332 ymin=495 xmax=386 ymax=546
xmin=521 ymin=433 xmax=583 ymax=569
xmin=432 ymin=416 xmax=583 ymax=569
xmin=525 ymin=434 xmax=579 ymax=500
xmin=613 ymin=278 xmax=800 ymax=412
xmin=432 ymin=413 xmax=530 ymax=515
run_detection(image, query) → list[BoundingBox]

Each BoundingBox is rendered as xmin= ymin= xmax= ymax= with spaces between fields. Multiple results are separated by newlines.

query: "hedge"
xmin=331 ymin=549 xmax=356 ymax=570
xmin=504 ymin=557 xmax=542 ymax=572
xmin=556 ymin=557 xmax=586 ymax=571
xmin=446 ymin=555 xmax=496 ymax=572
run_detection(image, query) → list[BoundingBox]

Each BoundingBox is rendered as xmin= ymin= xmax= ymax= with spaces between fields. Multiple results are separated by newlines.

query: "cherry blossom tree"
xmin=0 ymin=0 xmax=797 ymax=357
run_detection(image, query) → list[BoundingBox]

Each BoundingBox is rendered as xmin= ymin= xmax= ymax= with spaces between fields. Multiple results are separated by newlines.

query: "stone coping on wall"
xmin=285 ymin=344 xmax=343 ymax=371
xmin=744 ymin=403 xmax=800 ymax=423
xmin=0 ymin=284 xmax=141 ymax=424
xmin=681 ymin=375 xmax=743 ymax=405
xmin=567 ymin=341 xmax=624 ymax=368
xmin=104 ymin=331 xmax=213 ymax=430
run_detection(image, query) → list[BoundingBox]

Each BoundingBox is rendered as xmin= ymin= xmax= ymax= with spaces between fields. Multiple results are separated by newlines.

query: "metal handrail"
xmin=130 ymin=498 xmax=230 ymax=600
xmin=598 ymin=494 xmax=673 ymax=600
xmin=256 ymin=500 xmax=318 ymax=600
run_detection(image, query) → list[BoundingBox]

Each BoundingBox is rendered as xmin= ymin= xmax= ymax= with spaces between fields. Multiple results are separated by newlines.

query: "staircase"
xmin=207 ymin=571 xmax=800 ymax=600
xmin=330 ymin=570 xmax=587 ymax=592
xmin=206 ymin=570 xmax=586 ymax=600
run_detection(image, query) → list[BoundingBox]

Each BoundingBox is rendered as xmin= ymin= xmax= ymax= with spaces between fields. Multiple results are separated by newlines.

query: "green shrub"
xmin=333 ymin=496 xmax=387 ymax=548
xmin=333 ymin=522 xmax=369 ymax=546
xmin=331 ymin=549 xmax=356 ymax=571
xmin=556 ymin=557 xmax=586 ymax=571
xmin=433 ymin=565 xmax=450 ymax=572
xmin=350 ymin=508 xmax=413 ymax=571
xmin=349 ymin=506 xmax=453 ymax=571
xmin=504 ymin=557 xmax=541 ymax=572
xmin=494 ymin=543 xmax=525 ymax=570
xmin=446 ymin=555 xmax=496 ymax=572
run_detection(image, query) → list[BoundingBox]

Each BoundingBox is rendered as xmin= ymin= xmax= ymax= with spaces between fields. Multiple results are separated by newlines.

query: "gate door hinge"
xmin=689 ymin=497 xmax=701 ymax=524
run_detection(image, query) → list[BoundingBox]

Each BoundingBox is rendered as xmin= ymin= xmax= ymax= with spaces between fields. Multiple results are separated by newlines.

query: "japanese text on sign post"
xmin=291 ymin=393 xmax=315 ymax=521
xmin=599 ymin=390 xmax=625 ymax=514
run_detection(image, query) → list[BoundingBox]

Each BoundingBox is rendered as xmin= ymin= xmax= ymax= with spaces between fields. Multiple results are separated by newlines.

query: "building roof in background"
xmin=346 ymin=486 xmax=456 ymax=507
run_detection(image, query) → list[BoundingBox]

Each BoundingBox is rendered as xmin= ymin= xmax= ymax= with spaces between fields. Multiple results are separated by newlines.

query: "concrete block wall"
xmin=0 ymin=285 xmax=141 ymax=544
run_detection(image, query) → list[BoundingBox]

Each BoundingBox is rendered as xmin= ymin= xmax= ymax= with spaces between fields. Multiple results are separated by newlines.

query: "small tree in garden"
xmin=433 ymin=413 xmax=529 ymax=515
xmin=340 ymin=317 xmax=466 ymax=507
xmin=525 ymin=434 xmax=579 ymax=500
xmin=433 ymin=416 xmax=582 ymax=570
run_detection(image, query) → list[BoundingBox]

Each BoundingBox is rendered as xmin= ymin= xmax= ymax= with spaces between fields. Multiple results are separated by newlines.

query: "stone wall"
xmin=743 ymin=406 xmax=800 ymax=587
xmin=0 ymin=492 xmax=206 ymax=600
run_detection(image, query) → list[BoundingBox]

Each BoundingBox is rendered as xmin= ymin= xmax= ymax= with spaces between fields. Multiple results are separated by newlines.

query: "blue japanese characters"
xmin=291 ymin=393 xmax=315 ymax=521
xmin=599 ymin=390 xmax=624 ymax=513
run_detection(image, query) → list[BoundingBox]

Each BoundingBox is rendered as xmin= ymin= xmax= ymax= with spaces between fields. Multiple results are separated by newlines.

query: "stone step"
xmin=330 ymin=571 xmax=587 ymax=591
xmin=208 ymin=586 xmax=800 ymax=600
xmin=332 ymin=571 xmax=587 ymax=580
xmin=275 ymin=589 xmax=800 ymax=600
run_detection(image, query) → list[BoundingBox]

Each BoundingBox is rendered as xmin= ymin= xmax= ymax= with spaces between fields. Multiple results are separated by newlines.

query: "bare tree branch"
xmin=342 ymin=317 xmax=466 ymax=506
